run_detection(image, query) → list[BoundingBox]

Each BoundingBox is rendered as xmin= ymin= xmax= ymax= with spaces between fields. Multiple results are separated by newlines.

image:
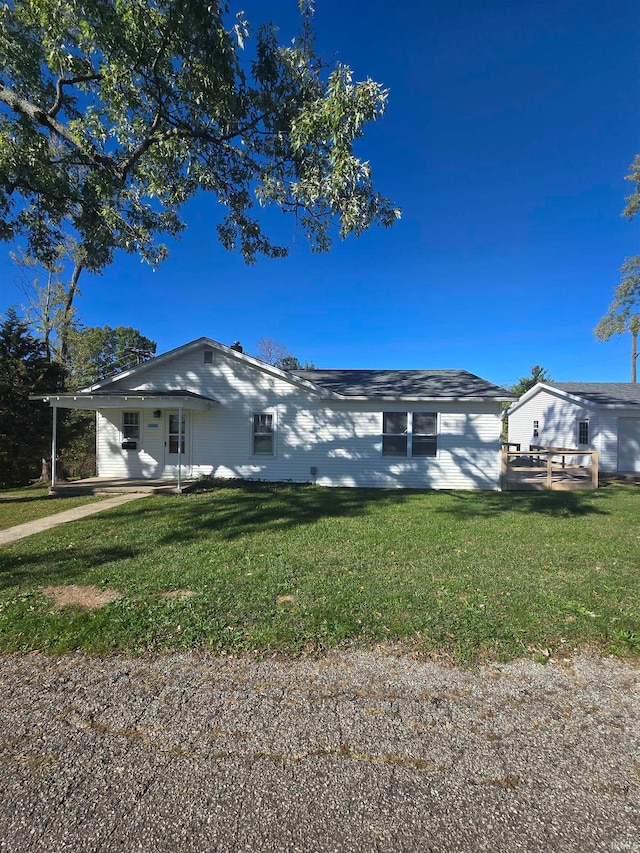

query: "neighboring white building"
xmin=506 ymin=382 xmax=640 ymax=474
xmin=35 ymin=337 xmax=515 ymax=490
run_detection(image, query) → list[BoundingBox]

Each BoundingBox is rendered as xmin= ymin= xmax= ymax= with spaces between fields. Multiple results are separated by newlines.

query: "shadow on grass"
xmin=0 ymin=482 xmax=615 ymax=590
xmin=0 ymin=493 xmax=53 ymax=506
xmin=0 ymin=545 xmax=139 ymax=590
xmin=126 ymin=481 xmax=408 ymax=547
xmin=0 ymin=483 xmax=407 ymax=587
xmin=434 ymin=489 xmax=608 ymax=519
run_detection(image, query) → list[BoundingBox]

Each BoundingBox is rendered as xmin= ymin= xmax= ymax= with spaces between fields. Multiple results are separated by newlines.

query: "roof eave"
xmin=30 ymin=393 xmax=217 ymax=411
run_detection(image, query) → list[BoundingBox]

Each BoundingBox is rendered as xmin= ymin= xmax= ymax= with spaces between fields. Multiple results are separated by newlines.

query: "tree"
xmin=11 ymin=245 xmax=80 ymax=361
xmin=255 ymin=336 xmax=314 ymax=369
xmin=65 ymin=325 xmax=156 ymax=388
xmin=0 ymin=308 xmax=66 ymax=485
xmin=594 ymin=259 xmax=640 ymax=383
xmin=0 ymin=0 xmax=400 ymax=295
xmin=593 ymin=156 xmax=640 ymax=382
xmin=510 ymin=365 xmax=552 ymax=398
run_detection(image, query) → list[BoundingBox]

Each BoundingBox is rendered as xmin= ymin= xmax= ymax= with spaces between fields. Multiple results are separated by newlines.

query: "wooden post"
xmin=591 ymin=451 xmax=599 ymax=489
xmin=546 ymin=451 xmax=553 ymax=490
xmin=501 ymin=446 xmax=508 ymax=491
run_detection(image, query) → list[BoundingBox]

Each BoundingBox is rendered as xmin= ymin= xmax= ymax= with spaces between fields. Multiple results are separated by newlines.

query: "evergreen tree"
xmin=0 ymin=309 xmax=66 ymax=485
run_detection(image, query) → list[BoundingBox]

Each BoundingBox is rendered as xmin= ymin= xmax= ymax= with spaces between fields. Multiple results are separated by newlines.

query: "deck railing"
xmin=501 ymin=446 xmax=598 ymax=491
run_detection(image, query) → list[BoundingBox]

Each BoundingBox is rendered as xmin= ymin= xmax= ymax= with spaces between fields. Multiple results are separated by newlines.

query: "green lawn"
xmin=0 ymin=481 xmax=638 ymax=663
xmin=0 ymin=488 xmax=108 ymax=531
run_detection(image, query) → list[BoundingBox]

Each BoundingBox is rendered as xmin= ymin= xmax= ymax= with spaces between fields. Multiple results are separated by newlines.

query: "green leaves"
xmin=0 ymin=0 xmax=399 ymax=270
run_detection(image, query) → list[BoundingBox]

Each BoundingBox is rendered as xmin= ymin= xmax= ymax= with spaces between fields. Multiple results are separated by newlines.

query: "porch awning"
xmin=30 ymin=389 xmax=218 ymax=412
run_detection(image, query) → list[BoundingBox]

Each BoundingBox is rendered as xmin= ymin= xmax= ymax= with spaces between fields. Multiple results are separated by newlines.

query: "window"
xmin=168 ymin=413 xmax=186 ymax=454
xmin=253 ymin=413 xmax=274 ymax=455
xmin=578 ymin=420 xmax=589 ymax=445
xmin=122 ymin=411 xmax=140 ymax=440
xmin=203 ymin=349 xmax=213 ymax=364
xmin=382 ymin=412 xmax=408 ymax=456
xmin=382 ymin=412 xmax=438 ymax=457
xmin=412 ymin=412 xmax=438 ymax=457
xmin=533 ymin=419 xmax=539 ymax=438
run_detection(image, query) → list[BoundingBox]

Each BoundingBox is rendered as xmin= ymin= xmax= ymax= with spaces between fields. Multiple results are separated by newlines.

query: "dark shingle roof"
xmin=293 ymin=369 xmax=515 ymax=400
xmin=549 ymin=383 xmax=640 ymax=407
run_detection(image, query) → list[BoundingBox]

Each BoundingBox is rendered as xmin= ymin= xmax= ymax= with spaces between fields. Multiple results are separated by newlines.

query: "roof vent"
xmin=230 ymin=341 xmax=243 ymax=353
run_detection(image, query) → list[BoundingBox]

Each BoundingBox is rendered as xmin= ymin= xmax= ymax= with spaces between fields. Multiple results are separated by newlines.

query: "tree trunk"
xmin=34 ymin=457 xmax=52 ymax=486
xmin=59 ymin=262 xmax=84 ymax=364
xmin=632 ymin=328 xmax=638 ymax=384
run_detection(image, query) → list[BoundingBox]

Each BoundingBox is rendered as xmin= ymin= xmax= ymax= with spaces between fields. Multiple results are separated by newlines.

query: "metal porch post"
xmin=177 ymin=404 xmax=183 ymax=492
xmin=51 ymin=403 xmax=58 ymax=492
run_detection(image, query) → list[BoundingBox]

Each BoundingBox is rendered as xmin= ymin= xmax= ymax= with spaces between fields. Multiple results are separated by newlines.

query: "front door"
xmin=164 ymin=410 xmax=190 ymax=477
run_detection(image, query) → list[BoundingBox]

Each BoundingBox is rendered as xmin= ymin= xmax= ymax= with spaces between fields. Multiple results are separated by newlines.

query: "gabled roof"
xmin=547 ymin=383 xmax=640 ymax=407
xmin=82 ymin=337 xmax=340 ymax=398
xmin=73 ymin=337 xmax=512 ymax=403
xmin=294 ymin=369 xmax=515 ymax=401
xmin=507 ymin=381 xmax=640 ymax=416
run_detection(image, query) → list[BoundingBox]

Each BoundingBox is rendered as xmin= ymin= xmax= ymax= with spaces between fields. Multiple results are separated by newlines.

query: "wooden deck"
xmin=502 ymin=447 xmax=598 ymax=491
xmin=50 ymin=477 xmax=196 ymax=496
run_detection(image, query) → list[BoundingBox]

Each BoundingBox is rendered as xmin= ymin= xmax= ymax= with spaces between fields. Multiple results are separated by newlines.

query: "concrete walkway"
xmin=0 ymin=492 xmax=151 ymax=547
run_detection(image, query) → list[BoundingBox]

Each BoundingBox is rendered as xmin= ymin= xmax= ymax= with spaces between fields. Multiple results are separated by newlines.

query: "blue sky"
xmin=1 ymin=0 xmax=639 ymax=388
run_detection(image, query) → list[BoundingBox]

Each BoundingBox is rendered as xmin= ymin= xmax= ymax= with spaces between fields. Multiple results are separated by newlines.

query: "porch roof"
xmin=30 ymin=389 xmax=218 ymax=411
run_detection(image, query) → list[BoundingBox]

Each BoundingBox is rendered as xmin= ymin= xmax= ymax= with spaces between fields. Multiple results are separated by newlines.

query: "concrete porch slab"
xmin=50 ymin=478 xmax=196 ymax=496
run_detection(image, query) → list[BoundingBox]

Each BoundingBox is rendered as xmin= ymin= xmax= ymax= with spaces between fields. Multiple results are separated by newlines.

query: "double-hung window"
xmin=412 ymin=413 xmax=438 ymax=457
xmin=122 ymin=411 xmax=140 ymax=440
xmin=382 ymin=412 xmax=438 ymax=457
xmin=382 ymin=412 xmax=408 ymax=456
xmin=252 ymin=413 xmax=274 ymax=455
xmin=578 ymin=420 xmax=589 ymax=445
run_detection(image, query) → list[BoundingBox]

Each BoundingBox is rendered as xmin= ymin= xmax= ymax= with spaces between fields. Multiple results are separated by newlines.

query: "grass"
xmin=0 ymin=488 xmax=108 ymax=531
xmin=0 ymin=481 xmax=638 ymax=663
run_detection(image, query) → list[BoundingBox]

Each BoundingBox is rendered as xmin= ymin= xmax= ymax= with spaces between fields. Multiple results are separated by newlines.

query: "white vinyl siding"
xmin=95 ymin=347 xmax=505 ymax=489
xmin=508 ymin=388 xmax=640 ymax=473
xmin=508 ymin=389 xmax=598 ymax=454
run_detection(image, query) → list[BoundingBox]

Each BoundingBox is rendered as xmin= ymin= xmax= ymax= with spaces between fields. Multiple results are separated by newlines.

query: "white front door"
xmin=164 ymin=410 xmax=190 ymax=477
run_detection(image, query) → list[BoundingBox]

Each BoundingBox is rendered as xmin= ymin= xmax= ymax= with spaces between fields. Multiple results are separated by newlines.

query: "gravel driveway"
xmin=0 ymin=649 xmax=638 ymax=852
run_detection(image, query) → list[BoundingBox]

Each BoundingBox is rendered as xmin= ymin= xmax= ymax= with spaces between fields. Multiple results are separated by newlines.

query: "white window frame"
xmin=577 ymin=419 xmax=589 ymax=446
xmin=381 ymin=412 xmax=439 ymax=458
xmin=251 ymin=411 xmax=276 ymax=456
xmin=533 ymin=419 xmax=539 ymax=439
xmin=122 ymin=410 xmax=140 ymax=440
xmin=382 ymin=412 xmax=408 ymax=457
xmin=411 ymin=412 xmax=438 ymax=458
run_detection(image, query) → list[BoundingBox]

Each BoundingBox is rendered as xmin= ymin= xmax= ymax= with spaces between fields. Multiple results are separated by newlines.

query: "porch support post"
xmin=51 ymin=403 xmax=58 ymax=492
xmin=177 ymin=404 xmax=183 ymax=492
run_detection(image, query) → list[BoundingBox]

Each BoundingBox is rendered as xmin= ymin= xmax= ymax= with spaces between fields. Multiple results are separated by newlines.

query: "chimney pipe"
xmin=230 ymin=341 xmax=243 ymax=353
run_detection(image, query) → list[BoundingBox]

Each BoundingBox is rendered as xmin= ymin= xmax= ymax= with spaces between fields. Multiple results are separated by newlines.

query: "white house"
xmin=506 ymin=382 xmax=640 ymax=474
xmin=34 ymin=337 xmax=515 ymax=490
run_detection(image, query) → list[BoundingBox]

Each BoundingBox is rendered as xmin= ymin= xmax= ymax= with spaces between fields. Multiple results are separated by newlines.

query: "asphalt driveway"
xmin=0 ymin=649 xmax=638 ymax=852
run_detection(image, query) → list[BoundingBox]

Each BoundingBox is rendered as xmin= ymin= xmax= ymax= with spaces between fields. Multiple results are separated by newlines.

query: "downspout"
xmin=51 ymin=403 xmax=58 ymax=493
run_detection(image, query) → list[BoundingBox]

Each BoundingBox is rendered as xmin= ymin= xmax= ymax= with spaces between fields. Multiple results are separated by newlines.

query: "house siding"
xmin=95 ymin=347 xmax=504 ymax=489
xmin=508 ymin=389 xmax=599 ymax=459
xmin=507 ymin=387 xmax=640 ymax=473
